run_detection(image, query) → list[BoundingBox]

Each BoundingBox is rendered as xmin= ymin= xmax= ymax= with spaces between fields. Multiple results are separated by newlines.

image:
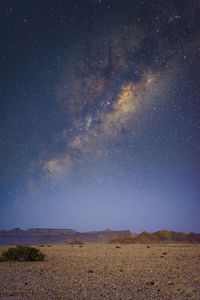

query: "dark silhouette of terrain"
xmin=0 ymin=228 xmax=199 ymax=245
xmin=0 ymin=228 xmax=131 ymax=245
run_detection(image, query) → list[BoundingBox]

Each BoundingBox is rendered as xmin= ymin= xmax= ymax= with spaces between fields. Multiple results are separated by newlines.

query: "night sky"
xmin=0 ymin=0 xmax=200 ymax=233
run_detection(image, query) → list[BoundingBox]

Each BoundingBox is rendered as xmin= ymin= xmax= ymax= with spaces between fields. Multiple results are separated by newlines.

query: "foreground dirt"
xmin=0 ymin=244 xmax=200 ymax=299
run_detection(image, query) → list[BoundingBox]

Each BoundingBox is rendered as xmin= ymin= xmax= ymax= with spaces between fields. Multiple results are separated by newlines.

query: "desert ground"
xmin=0 ymin=243 xmax=200 ymax=299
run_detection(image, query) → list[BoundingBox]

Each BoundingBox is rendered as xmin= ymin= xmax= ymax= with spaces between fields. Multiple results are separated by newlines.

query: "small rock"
xmin=88 ymin=270 xmax=93 ymax=273
xmin=146 ymin=280 xmax=155 ymax=285
xmin=185 ymin=287 xmax=193 ymax=297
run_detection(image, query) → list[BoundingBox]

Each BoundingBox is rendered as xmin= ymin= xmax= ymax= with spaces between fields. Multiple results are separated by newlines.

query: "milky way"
xmin=42 ymin=69 xmax=169 ymax=185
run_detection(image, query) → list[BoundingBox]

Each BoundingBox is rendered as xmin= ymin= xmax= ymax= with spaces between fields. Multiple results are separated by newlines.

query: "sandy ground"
xmin=0 ymin=243 xmax=200 ymax=300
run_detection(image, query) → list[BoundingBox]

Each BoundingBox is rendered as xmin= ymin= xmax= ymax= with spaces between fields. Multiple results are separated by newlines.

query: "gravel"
xmin=0 ymin=244 xmax=200 ymax=299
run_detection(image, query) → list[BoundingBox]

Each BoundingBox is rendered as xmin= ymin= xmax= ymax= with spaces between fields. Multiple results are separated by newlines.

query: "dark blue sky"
xmin=0 ymin=0 xmax=200 ymax=233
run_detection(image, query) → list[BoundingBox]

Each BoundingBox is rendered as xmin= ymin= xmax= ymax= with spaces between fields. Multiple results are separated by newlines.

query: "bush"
xmin=0 ymin=245 xmax=45 ymax=262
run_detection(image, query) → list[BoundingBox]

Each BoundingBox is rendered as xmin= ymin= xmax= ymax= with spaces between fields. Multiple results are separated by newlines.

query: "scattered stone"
xmin=185 ymin=287 xmax=193 ymax=297
xmin=167 ymin=281 xmax=174 ymax=285
xmin=146 ymin=280 xmax=155 ymax=286
xmin=116 ymin=246 xmax=121 ymax=249
xmin=0 ymin=244 xmax=199 ymax=299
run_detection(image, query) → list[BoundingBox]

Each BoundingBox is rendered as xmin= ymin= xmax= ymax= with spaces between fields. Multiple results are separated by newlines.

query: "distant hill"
xmin=1 ymin=228 xmax=199 ymax=245
xmin=109 ymin=230 xmax=200 ymax=244
xmin=0 ymin=228 xmax=132 ymax=245
xmin=68 ymin=240 xmax=84 ymax=245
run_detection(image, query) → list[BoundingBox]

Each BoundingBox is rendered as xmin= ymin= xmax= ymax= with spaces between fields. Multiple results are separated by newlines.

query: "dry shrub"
xmin=0 ymin=245 xmax=45 ymax=262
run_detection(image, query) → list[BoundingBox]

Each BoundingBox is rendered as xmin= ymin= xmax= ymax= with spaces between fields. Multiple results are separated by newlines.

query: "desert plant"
xmin=0 ymin=245 xmax=45 ymax=262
